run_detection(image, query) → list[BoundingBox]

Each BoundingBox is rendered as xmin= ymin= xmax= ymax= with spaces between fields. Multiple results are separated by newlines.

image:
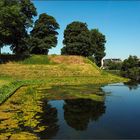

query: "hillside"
xmin=0 ymin=55 xmax=128 ymax=104
xmin=0 ymin=55 xmax=101 ymax=79
xmin=0 ymin=55 xmax=128 ymax=81
xmin=0 ymin=55 xmax=128 ymax=82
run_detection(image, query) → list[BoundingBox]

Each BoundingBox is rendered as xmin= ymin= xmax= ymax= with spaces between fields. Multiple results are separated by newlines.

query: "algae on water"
xmin=0 ymin=84 xmax=105 ymax=139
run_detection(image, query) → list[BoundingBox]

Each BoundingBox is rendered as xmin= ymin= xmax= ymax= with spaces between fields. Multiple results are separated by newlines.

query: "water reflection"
xmin=63 ymin=99 xmax=106 ymax=130
xmin=33 ymin=98 xmax=106 ymax=138
xmin=35 ymin=98 xmax=59 ymax=139
xmin=124 ymin=81 xmax=140 ymax=90
xmin=1 ymin=83 xmax=140 ymax=139
xmin=0 ymin=85 xmax=105 ymax=139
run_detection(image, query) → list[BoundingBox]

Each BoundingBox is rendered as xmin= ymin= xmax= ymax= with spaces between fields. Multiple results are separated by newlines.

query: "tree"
xmin=121 ymin=55 xmax=139 ymax=71
xmin=106 ymin=60 xmax=122 ymax=70
xmin=61 ymin=21 xmax=92 ymax=57
xmin=61 ymin=22 xmax=106 ymax=67
xmin=121 ymin=55 xmax=140 ymax=81
xmin=0 ymin=0 xmax=37 ymax=54
xmin=90 ymin=29 xmax=106 ymax=67
xmin=30 ymin=13 xmax=59 ymax=54
xmin=128 ymin=67 xmax=140 ymax=81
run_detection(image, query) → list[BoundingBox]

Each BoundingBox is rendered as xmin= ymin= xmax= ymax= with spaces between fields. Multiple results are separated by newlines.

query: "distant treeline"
xmin=105 ymin=55 xmax=140 ymax=81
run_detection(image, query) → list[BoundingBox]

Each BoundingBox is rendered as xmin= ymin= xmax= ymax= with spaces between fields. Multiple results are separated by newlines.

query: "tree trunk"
xmin=100 ymin=58 xmax=104 ymax=69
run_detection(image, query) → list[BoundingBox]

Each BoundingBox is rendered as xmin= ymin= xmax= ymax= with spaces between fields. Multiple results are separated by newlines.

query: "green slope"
xmin=0 ymin=55 xmax=128 ymax=104
xmin=0 ymin=54 xmax=128 ymax=82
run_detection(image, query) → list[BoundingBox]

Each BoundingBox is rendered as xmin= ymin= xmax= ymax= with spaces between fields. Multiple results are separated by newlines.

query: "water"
xmin=41 ymin=83 xmax=140 ymax=139
xmin=0 ymin=82 xmax=140 ymax=139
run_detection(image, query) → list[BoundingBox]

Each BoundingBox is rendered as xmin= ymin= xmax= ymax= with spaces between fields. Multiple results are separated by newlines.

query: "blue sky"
xmin=2 ymin=1 xmax=140 ymax=59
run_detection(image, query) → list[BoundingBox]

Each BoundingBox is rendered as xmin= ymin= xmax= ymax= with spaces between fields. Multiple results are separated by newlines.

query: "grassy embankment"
xmin=0 ymin=55 xmax=128 ymax=104
xmin=0 ymin=55 xmax=129 ymax=139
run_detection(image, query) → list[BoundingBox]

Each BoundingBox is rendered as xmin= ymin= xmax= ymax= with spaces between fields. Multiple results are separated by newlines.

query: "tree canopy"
xmin=121 ymin=55 xmax=140 ymax=81
xmin=61 ymin=21 xmax=92 ymax=57
xmin=61 ymin=22 xmax=106 ymax=67
xmin=0 ymin=1 xmax=107 ymax=62
xmin=105 ymin=61 xmax=122 ymax=70
xmin=90 ymin=29 xmax=106 ymax=67
xmin=0 ymin=0 xmax=37 ymax=54
xmin=30 ymin=13 xmax=59 ymax=54
xmin=121 ymin=55 xmax=139 ymax=71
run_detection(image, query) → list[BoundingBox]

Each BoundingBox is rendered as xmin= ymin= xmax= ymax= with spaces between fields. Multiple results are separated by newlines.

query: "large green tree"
xmin=0 ymin=0 xmax=37 ymax=54
xmin=30 ymin=13 xmax=59 ymax=54
xmin=90 ymin=29 xmax=106 ymax=67
xmin=61 ymin=21 xmax=92 ymax=57
xmin=61 ymin=22 xmax=106 ymax=67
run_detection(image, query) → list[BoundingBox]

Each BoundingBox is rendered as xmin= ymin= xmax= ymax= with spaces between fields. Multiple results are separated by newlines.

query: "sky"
xmin=2 ymin=1 xmax=140 ymax=59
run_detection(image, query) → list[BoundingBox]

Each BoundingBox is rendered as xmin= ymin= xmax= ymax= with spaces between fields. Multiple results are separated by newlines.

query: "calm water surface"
xmin=43 ymin=83 xmax=140 ymax=139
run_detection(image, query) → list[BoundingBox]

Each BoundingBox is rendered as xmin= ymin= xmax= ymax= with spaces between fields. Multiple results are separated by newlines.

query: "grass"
xmin=0 ymin=75 xmax=127 ymax=104
xmin=0 ymin=55 xmax=101 ymax=79
xmin=0 ymin=55 xmax=129 ymax=139
xmin=0 ymin=55 xmax=128 ymax=104
xmin=0 ymin=79 xmax=44 ymax=104
xmin=18 ymin=55 xmax=51 ymax=64
xmin=0 ymin=75 xmax=13 ymax=88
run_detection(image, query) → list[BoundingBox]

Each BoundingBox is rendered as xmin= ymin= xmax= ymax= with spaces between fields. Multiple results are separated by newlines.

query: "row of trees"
xmin=105 ymin=61 xmax=122 ymax=70
xmin=121 ymin=56 xmax=140 ymax=81
xmin=0 ymin=0 xmax=106 ymax=66
xmin=0 ymin=0 xmax=60 ymax=54
xmin=105 ymin=55 xmax=140 ymax=81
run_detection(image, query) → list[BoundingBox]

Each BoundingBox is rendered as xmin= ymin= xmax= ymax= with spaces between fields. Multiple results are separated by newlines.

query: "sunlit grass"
xmin=0 ymin=79 xmax=43 ymax=104
xmin=0 ymin=55 xmax=128 ymax=104
xmin=0 ymin=75 xmax=13 ymax=88
xmin=19 ymin=55 xmax=51 ymax=64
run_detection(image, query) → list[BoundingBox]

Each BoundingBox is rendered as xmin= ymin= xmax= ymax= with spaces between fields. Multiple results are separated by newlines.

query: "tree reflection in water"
xmin=124 ymin=81 xmax=140 ymax=90
xmin=35 ymin=98 xmax=59 ymax=139
xmin=63 ymin=98 xmax=106 ymax=130
xmin=0 ymin=86 xmax=106 ymax=139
